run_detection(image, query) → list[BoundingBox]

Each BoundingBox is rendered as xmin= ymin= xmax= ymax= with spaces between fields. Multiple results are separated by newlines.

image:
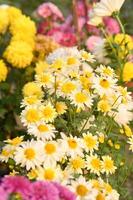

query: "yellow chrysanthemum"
xmin=10 ymin=15 xmax=36 ymax=37
xmin=0 ymin=9 xmax=9 ymax=33
xmin=4 ymin=41 xmax=33 ymax=68
xmin=114 ymin=34 xmax=133 ymax=50
xmin=11 ymin=35 xmax=35 ymax=50
xmin=35 ymin=61 xmax=49 ymax=75
xmin=23 ymin=82 xmax=43 ymax=98
xmin=123 ymin=62 xmax=133 ymax=82
xmin=0 ymin=60 xmax=8 ymax=82
xmin=98 ymin=99 xmax=111 ymax=113
xmin=7 ymin=6 xmax=22 ymax=23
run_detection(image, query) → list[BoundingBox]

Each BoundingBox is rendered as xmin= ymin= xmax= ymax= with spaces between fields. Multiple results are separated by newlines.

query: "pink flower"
xmin=76 ymin=0 xmax=86 ymax=17
xmin=53 ymin=182 xmax=76 ymax=200
xmin=47 ymin=28 xmax=77 ymax=47
xmin=30 ymin=181 xmax=59 ymax=200
xmin=103 ymin=17 xmax=120 ymax=34
xmin=1 ymin=176 xmax=31 ymax=199
xmin=86 ymin=36 xmax=103 ymax=51
xmin=37 ymin=2 xmax=64 ymax=21
xmin=0 ymin=186 xmax=8 ymax=200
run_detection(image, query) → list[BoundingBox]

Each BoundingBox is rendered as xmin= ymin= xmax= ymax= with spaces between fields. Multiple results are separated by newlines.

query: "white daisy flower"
xmin=86 ymin=154 xmax=102 ymax=176
xmin=14 ymin=140 xmax=43 ymax=171
xmin=21 ymin=95 xmax=42 ymax=108
xmin=93 ymin=0 xmax=125 ymax=17
xmin=0 ymin=144 xmax=14 ymax=163
xmin=70 ymin=176 xmax=98 ymax=200
xmin=41 ymin=140 xmax=63 ymax=166
xmin=59 ymin=133 xmax=84 ymax=158
xmin=36 ymin=164 xmax=62 ymax=182
xmin=27 ymin=122 xmax=56 ymax=140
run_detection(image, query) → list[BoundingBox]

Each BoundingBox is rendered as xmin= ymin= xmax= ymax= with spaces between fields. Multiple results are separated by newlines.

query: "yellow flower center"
xmin=71 ymin=157 xmax=85 ymax=169
xmin=44 ymin=168 xmax=55 ymax=180
xmin=24 ymin=148 xmax=35 ymax=160
xmin=103 ymin=68 xmax=112 ymax=76
xmin=75 ymin=92 xmax=88 ymax=103
xmin=84 ymin=136 xmax=97 ymax=149
xmin=76 ymin=184 xmax=88 ymax=196
xmin=26 ymin=96 xmax=38 ymax=105
xmin=67 ymin=57 xmax=78 ymax=65
xmin=82 ymin=52 xmax=90 ymax=60
xmin=45 ymin=143 xmax=56 ymax=154
xmin=96 ymin=193 xmax=105 ymax=200
xmin=1 ymin=149 xmax=10 ymax=157
xmin=42 ymin=106 xmax=56 ymax=120
xmin=104 ymin=160 xmax=114 ymax=170
xmin=38 ymin=124 xmax=49 ymax=133
xmin=98 ymin=100 xmax=111 ymax=112
xmin=61 ymin=82 xmax=76 ymax=94
xmin=40 ymin=74 xmax=51 ymax=84
xmin=91 ymin=158 xmax=101 ymax=170
xmin=52 ymin=59 xmax=63 ymax=71
xmin=26 ymin=109 xmax=40 ymax=123
xmin=100 ymin=79 xmax=110 ymax=88
xmin=68 ymin=139 xmax=78 ymax=149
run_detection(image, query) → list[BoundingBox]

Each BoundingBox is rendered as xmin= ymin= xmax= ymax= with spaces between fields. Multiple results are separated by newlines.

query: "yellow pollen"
xmin=84 ymin=136 xmax=96 ymax=149
xmin=75 ymin=93 xmax=88 ymax=103
xmin=44 ymin=168 xmax=55 ymax=180
xmin=76 ymin=184 xmax=88 ymax=196
xmin=26 ymin=96 xmax=38 ymax=105
xmin=91 ymin=158 xmax=101 ymax=170
xmin=45 ymin=143 xmax=56 ymax=154
xmin=38 ymin=124 xmax=49 ymax=133
xmin=1 ymin=149 xmax=10 ymax=157
xmin=68 ymin=139 xmax=77 ymax=149
xmin=24 ymin=148 xmax=35 ymax=160
xmin=96 ymin=193 xmax=105 ymax=200
xmin=40 ymin=74 xmax=50 ymax=84
xmin=71 ymin=157 xmax=85 ymax=169
xmin=42 ymin=107 xmax=55 ymax=118
xmin=100 ymin=79 xmax=110 ymax=88
xmin=26 ymin=109 xmax=40 ymax=123
xmin=61 ymin=82 xmax=76 ymax=94
xmin=67 ymin=57 xmax=77 ymax=65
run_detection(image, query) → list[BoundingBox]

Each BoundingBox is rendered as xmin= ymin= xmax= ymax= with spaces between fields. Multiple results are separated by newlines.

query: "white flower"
xmin=70 ymin=176 xmax=98 ymax=200
xmin=14 ymin=140 xmax=43 ymax=171
xmin=114 ymin=103 xmax=133 ymax=125
xmin=60 ymin=133 xmax=84 ymax=158
xmin=41 ymin=140 xmax=63 ymax=166
xmin=93 ymin=0 xmax=125 ymax=17
xmin=27 ymin=121 xmax=56 ymax=140
xmin=106 ymin=189 xmax=120 ymax=200
xmin=36 ymin=165 xmax=62 ymax=182
xmin=0 ymin=144 xmax=14 ymax=162
xmin=88 ymin=10 xmax=102 ymax=26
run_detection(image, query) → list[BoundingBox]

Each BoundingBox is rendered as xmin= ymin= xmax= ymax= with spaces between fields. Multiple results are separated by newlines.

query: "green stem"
xmin=115 ymin=14 xmax=125 ymax=34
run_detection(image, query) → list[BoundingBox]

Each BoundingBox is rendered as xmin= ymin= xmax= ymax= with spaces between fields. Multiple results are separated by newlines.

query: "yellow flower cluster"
xmin=0 ymin=60 xmax=8 ymax=82
xmin=0 ymin=6 xmax=36 ymax=69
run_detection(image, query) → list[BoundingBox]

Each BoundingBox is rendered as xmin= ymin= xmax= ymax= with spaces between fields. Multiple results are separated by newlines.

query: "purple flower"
xmin=53 ymin=182 xmax=76 ymax=200
xmin=0 ymin=186 xmax=8 ymax=200
xmin=1 ymin=176 xmax=31 ymax=200
xmin=30 ymin=181 xmax=59 ymax=200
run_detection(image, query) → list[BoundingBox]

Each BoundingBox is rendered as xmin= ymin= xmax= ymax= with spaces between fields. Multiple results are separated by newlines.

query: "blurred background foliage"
xmin=0 ymin=0 xmax=133 ymax=34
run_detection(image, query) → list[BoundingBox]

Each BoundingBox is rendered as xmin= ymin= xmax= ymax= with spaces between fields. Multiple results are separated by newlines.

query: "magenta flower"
xmin=1 ymin=176 xmax=31 ymax=199
xmin=30 ymin=181 xmax=59 ymax=200
xmin=0 ymin=186 xmax=8 ymax=200
xmin=53 ymin=182 xmax=76 ymax=200
xmin=103 ymin=17 xmax=120 ymax=34
xmin=37 ymin=2 xmax=64 ymax=21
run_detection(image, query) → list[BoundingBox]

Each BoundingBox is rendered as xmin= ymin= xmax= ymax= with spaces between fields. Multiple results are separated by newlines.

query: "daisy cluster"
xmin=1 ymin=47 xmax=133 ymax=200
xmin=0 ymin=5 xmax=36 ymax=82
